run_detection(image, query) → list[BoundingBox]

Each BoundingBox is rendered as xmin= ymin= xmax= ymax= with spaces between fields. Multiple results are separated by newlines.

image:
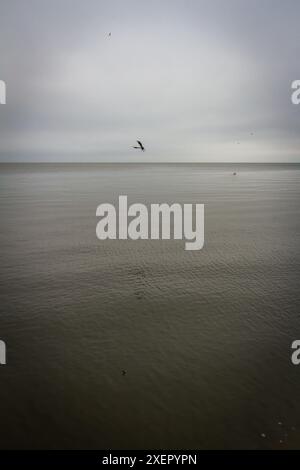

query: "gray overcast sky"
xmin=0 ymin=0 xmax=299 ymax=162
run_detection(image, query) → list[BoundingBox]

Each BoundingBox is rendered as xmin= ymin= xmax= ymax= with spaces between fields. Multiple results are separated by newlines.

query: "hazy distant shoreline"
xmin=1 ymin=162 xmax=300 ymax=168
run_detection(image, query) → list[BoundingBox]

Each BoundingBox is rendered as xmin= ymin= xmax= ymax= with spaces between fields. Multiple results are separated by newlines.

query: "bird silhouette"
xmin=133 ymin=140 xmax=145 ymax=151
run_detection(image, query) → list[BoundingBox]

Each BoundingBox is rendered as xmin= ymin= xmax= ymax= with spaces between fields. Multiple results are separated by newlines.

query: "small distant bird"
xmin=122 ymin=369 xmax=126 ymax=376
xmin=133 ymin=140 xmax=145 ymax=152
xmin=108 ymin=32 xmax=111 ymax=37
xmin=233 ymin=172 xmax=237 ymax=176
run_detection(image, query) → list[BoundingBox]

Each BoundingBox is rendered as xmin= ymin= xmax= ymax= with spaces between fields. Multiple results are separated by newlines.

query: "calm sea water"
xmin=0 ymin=163 xmax=300 ymax=449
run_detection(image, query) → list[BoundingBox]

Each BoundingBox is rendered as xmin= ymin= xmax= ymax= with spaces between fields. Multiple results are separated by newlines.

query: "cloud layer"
xmin=0 ymin=0 xmax=299 ymax=162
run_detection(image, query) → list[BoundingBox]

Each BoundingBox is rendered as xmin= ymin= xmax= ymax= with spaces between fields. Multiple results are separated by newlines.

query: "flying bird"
xmin=108 ymin=32 xmax=111 ymax=37
xmin=133 ymin=140 xmax=145 ymax=152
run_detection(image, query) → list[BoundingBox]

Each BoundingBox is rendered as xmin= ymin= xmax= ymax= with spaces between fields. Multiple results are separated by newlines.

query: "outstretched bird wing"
xmin=137 ymin=140 xmax=145 ymax=150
